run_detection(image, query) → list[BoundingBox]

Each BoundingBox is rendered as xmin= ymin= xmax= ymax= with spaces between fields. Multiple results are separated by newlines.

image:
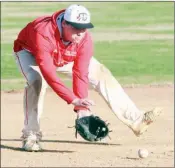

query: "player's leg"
xmin=13 ymin=50 xmax=48 ymax=151
xmin=56 ymin=60 xmax=145 ymax=123
xmin=56 ymin=60 xmax=142 ymax=122
xmin=88 ymin=57 xmax=162 ymax=136
xmin=56 ymin=58 xmax=162 ymax=136
xmin=88 ymin=57 xmax=142 ymax=124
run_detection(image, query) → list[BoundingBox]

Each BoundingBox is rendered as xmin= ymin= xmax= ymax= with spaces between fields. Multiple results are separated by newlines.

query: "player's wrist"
xmin=74 ymin=106 xmax=90 ymax=113
xmin=77 ymin=109 xmax=93 ymax=119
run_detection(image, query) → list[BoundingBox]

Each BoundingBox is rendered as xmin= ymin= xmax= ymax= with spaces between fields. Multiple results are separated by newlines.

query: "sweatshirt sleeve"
xmin=72 ymin=33 xmax=93 ymax=99
xmin=33 ymin=33 xmax=77 ymax=104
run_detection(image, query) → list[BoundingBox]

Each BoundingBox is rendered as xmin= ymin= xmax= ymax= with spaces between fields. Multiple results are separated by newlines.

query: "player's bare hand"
xmin=71 ymin=98 xmax=95 ymax=107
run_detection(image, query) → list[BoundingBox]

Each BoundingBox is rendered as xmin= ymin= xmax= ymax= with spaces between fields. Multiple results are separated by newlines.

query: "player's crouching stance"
xmin=13 ymin=4 xmax=162 ymax=152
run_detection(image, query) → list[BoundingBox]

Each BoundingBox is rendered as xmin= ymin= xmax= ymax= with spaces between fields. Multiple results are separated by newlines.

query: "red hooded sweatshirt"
xmin=14 ymin=9 xmax=93 ymax=107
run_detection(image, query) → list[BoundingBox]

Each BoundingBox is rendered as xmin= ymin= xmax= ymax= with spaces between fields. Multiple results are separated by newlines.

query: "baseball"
xmin=138 ymin=149 xmax=149 ymax=158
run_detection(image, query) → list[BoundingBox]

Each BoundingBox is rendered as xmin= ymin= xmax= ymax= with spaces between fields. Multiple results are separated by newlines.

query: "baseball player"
xmin=13 ymin=4 xmax=162 ymax=152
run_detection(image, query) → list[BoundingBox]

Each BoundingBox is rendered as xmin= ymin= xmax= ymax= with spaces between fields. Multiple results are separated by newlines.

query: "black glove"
xmin=75 ymin=115 xmax=110 ymax=142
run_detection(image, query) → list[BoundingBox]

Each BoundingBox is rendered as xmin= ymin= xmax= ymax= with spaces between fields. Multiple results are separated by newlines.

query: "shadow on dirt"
xmin=0 ymin=144 xmax=75 ymax=153
xmin=125 ymin=157 xmax=140 ymax=160
xmin=1 ymin=138 xmax=121 ymax=146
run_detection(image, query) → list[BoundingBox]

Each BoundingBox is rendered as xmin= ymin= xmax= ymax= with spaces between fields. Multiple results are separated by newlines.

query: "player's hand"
xmin=77 ymin=109 xmax=93 ymax=119
xmin=71 ymin=98 xmax=95 ymax=107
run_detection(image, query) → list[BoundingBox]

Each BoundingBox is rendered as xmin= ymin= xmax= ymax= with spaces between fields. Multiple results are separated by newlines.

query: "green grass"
xmin=1 ymin=43 xmax=22 ymax=78
xmin=1 ymin=2 xmax=174 ymax=90
xmin=1 ymin=79 xmax=26 ymax=91
xmin=2 ymin=40 xmax=174 ymax=78
xmin=91 ymin=28 xmax=174 ymax=35
xmin=2 ymin=2 xmax=174 ymax=29
xmin=1 ymin=79 xmax=73 ymax=91
xmin=94 ymin=40 xmax=174 ymax=77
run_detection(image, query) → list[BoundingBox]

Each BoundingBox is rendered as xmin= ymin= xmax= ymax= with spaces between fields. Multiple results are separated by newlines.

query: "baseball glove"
xmin=75 ymin=115 xmax=110 ymax=142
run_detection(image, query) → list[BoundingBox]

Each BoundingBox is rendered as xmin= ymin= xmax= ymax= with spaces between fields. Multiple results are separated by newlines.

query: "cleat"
xmin=22 ymin=139 xmax=42 ymax=152
xmin=21 ymin=131 xmax=42 ymax=152
xmin=130 ymin=107 xmax=162 ymax=137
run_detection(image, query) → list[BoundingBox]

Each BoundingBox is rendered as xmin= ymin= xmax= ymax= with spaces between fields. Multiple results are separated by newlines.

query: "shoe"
xmin=22 ymin=140 xmax=42 ymax=152
xmin=21 ymin=131 xmax=42 ymax=152
xmin=130 ymin=107 xmax=162 ymax=137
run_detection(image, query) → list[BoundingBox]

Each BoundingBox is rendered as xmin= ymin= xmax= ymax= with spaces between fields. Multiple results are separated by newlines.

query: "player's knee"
xmin=93 ymin=64 xmax=112 ymax=82
xmin=32 ymin=79 xmax=42 ymax=95
xmin=26 ymin=70 xmax=42 ymax=87
xmin=89 ymin=64 xmax=112 ymax=89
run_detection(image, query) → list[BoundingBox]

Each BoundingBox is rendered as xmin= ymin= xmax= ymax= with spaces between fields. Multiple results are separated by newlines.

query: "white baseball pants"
xmin=14 ymin=50 xmax=143 ymax=137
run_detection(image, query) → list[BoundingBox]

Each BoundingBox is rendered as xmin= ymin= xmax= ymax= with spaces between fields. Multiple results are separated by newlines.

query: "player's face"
xmin=62 ymin=21 xmax=86 ymax=43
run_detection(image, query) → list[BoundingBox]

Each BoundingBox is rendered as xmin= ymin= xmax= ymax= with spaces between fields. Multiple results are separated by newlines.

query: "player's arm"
xmin=72 ymin=33 xmax=93 ymax=111
xmin=33 ymin=33 xmax=94 ymax=108
xmin=33 ymin=33 xmax=77 ymax=104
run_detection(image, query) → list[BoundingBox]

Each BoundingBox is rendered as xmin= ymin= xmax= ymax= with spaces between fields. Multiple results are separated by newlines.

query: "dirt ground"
xmin=1 ymin=85 xmax=174 ymax=167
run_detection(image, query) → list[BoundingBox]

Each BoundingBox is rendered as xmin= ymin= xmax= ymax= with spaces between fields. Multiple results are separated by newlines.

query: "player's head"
xmin=62 ymin=4 xmax=94 ymax=43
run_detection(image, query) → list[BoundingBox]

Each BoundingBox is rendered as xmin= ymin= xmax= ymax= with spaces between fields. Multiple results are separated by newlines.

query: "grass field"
xmin=1 ymin=2 xmax=174 ymax=90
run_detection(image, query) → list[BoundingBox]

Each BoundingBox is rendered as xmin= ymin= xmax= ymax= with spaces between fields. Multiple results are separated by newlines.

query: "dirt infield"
xmin=1 ymin=85 xmax=174 ymax=167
